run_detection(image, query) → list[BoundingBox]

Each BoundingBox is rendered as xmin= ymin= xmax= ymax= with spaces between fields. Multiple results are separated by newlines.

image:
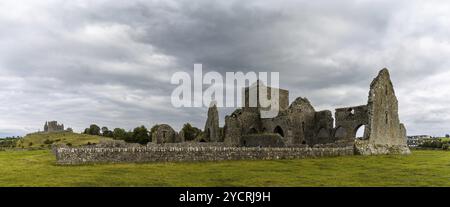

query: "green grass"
xmin=0 ymin=150 xmax=450 ymax=186
xmin=16 ymin=132 xmax=110 ymax=149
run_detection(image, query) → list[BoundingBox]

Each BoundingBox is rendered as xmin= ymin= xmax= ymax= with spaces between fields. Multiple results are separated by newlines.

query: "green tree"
xmin=131 ymin=125 xmax=150 ymax=144
xmin=101 ymin=126 xmax=113 ymax=137
xmin=112 ymin=128 xmax=127 ymax=140
xmin=181 ymin=123 xmax=202 ymax=141
xmin=87 ymin=124 xmax=101 ymax=135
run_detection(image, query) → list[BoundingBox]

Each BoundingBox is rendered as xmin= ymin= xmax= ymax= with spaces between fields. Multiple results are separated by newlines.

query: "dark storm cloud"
xmin=0 ymin=0 xmax=449 ymax=136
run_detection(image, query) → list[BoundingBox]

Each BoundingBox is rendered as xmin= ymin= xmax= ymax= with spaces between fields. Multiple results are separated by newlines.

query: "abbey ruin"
xmin=197 ymin=68 xmax=409 ymax=155
xmin=44 ymin=121 xmax=65 ymax=132
xmin=55 ymin=68 xmax=410 ymax=164
xmin=43 ymin=121 xmax=72 ymax=133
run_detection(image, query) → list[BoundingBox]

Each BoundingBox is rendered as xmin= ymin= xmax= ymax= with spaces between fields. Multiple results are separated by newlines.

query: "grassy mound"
xmin=16 ymin=132 xmax=110 ymax=149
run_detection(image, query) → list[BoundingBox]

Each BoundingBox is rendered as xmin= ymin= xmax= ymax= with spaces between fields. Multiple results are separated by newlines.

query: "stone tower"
xmin=204 ymin=101 xmax=220 ymax=142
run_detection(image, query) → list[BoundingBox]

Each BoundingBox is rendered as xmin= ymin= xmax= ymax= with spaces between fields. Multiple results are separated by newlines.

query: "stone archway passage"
xmin=274 ymin=126 xmax=284 ymax=137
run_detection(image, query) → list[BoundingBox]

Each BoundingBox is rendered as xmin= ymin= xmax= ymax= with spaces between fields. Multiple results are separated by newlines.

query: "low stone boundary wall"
xmin=54 ymin=145 xmax=354 ymax=165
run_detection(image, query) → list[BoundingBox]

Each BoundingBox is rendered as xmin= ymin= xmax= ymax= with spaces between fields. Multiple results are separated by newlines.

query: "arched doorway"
xmin=274 ymin=126 xmax=284 ymax=137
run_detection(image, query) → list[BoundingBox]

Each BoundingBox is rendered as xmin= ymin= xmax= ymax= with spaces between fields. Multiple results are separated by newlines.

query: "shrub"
xmin=43 ymin=139 xmax=53 ymax=145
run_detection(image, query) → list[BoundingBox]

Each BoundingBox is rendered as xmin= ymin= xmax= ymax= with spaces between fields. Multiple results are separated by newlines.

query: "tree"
xmin=131 ymin=125 xmax=150 ymax=144
xmin=181 ymin=123 xmax=202 ymax=141
xmin=101 ymin=126 xmax=109 ymax=134
xmin=101 ymin=126 xmax=113 ymax=137
xmin=446 ymin=134 xmax=449 ymax=138
xmin=113 ymin=128 xmax=127 ymax=140
xmin=86 ymin=124 xmax=101 ymax=135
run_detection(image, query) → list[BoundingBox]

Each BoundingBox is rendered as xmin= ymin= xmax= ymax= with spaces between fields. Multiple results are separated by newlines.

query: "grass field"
xmin=0 ymin=149 xmax=449 ymax=186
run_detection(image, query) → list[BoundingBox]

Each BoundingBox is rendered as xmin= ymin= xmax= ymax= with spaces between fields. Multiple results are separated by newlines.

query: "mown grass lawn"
xmin=0 ymin=149 xmax=449 ymax=187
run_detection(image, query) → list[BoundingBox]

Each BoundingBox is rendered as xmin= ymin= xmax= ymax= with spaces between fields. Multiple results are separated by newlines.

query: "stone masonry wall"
xmin=54 ymin=145 xmax=354 ymax=165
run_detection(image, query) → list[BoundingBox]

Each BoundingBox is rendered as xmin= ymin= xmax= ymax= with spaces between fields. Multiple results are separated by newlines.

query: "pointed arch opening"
xmin=355 ymin=124 xmax=366 ymax=139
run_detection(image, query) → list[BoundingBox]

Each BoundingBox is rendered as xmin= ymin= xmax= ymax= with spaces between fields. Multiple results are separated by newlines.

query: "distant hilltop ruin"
xmin=43 ymin=121 xmax=72 ymax=133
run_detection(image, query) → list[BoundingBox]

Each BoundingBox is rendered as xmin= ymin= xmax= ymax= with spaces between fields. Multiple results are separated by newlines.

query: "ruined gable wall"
xmin=152 ymin=124 xmax=179 ymax=144
xmin=366 ymin=69 xmax=406 ymax=146
xmin=285 ymin=97 xmax=316 ymax=145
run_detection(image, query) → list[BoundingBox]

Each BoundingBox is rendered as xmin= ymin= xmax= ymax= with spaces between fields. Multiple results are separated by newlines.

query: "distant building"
xmin=44 ymin=121 xmax=65 ymax=132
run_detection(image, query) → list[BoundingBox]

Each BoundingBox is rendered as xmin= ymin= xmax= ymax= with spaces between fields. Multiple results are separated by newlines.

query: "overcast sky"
xmin=0 ymin=0 xmax=449 ymax=137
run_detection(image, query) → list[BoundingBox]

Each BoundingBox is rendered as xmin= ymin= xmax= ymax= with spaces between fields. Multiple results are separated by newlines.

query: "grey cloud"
xmin=0 ymin=0 xmax=449 ymax=136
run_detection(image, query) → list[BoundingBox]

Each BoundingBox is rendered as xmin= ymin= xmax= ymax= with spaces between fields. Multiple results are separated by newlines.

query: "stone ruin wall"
xmin=334 ymin=105 xmax=369 ymax=140
xmin=353 ymin=69 xmax=410 ymax=155
xmin=222 ymin=68 xmax=410 ymax=155
xmin=54 ymin=143 xmax=354 ymax=165
xmin=52 ymin=68 xmax=410 ymax=164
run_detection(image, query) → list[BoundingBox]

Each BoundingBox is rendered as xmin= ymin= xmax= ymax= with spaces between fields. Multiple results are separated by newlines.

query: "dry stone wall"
xmin=54 ymin=144 xmax=354 ymax=165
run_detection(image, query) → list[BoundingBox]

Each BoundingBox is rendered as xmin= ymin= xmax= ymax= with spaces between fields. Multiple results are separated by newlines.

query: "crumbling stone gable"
xmin=152 ymin=124 xmax=180 ymax=144
xmin=354 ymin=68 xmax=410 ymax=155
xmin=285 ymin=97 xmax=316 ymax=145
xmin=204 ymin=102 xmax=221 ymax=142
xmin=366 ymin=68 xmax=407 ymax=146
